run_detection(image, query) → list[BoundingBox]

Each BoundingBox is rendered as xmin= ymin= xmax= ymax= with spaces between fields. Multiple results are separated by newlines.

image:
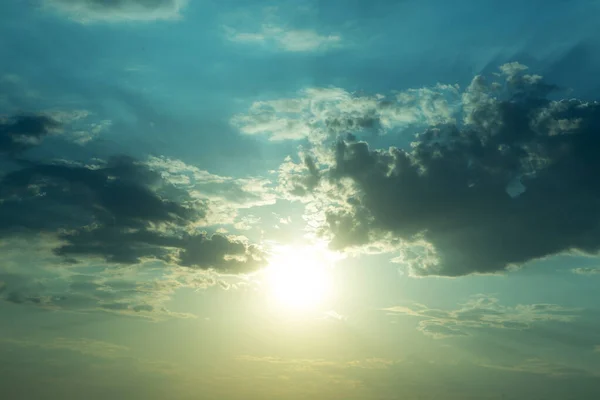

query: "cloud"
xmin=146 ymin=157 xmax=271 ymax=200
xmin=480 ymin=358 xmax=595 ymax=378
xmin=0 ymin=114 xmax=60 ymax=155
xmin=572 ymin=267 xmax=600 ymax=275
xmin=0 ymin=235 xmax=228 ymax=319
xmin=232 ymin=85 xmax=460 ymax=142
xmin=0 ymin=74 xmax=111 ymax=145
xmin=224 ymin=25 xmax=342 ymax=52
xmin=384 ymin=295 xmax=579 ymax=339
xmin=288 ymin=63 xmax=600 ymax=276
xmin=0 ymin=154 xmax=266 ymax=273
xmin=146 ymin=156 xmax=277 ymax=226
xmin=0 ymin=155 xmax=196 ymax=234
xmin=276 ymin=153 xmax=322 ymax=198
xmin=43 ymin=0 xmax=189 ymax=23
xmin=178 ymin=233 xmax=266 ymax=273
xmin=40 ymin=110 xmax=112 ymax=145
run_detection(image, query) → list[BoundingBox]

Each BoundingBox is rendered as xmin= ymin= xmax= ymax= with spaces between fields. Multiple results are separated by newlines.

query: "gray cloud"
xmin=0 ymin=155 xmax=197 ymax=231
xmin=178 ymin=233 xmax=265 ymax=273
xmin=0 ymin=153 xmax=265 ymax=273
xmin=0 ymin=271 xmax=51 ymax=307
xmin=0 ymin=114 xmax=59 ymax=155
xmin=0 ymin=108 xmax=268 ymax=318
xmin=300 ymin=63 xmax=600 ymax=276
xmin=44 ymin=0 xmax=188 ymax=23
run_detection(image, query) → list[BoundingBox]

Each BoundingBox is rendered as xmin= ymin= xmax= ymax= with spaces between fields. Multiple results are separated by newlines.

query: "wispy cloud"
xmin=146 ymin=155 xmax=277 ymax=226
xmin=384 ymin=295 xmax=579 ymax=339
xmin=479 ymin=358 xmax=595 ymax=378
xmin=43 ymin=0 xmax=189 ymax=23
xmin=572 ymin=267 xmax=600 ymax=275
xmin=232 ymin=84 xmax=459 ymax=141
xmin=0 ymin=337 xmax=130 ymax=359
xmin=224 ymin=25 xmax=343 ymax=52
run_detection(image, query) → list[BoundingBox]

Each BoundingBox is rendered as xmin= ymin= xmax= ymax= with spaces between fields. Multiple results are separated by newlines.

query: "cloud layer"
xmin=385 ymin=295 xmax=578 ymax=339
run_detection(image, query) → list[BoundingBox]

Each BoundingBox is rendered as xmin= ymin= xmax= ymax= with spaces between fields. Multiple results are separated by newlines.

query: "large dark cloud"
xmin=311 ymin=64 xmax=600 ymax=276
xmin=0 ymin=155 xmax=193 ymax=232
xmin=0 ymin=114 xmax=59 ymax=155
xmin=0 ymin=153 xmax=265 ymax=273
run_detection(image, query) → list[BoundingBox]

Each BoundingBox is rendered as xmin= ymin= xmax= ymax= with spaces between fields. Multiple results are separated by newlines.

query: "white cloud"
xmin=47 ymin=110 xmax=112 ymax=144
xmin=232 ymin=84 xmax=460 ymax=141
xmin=224 ymin=25 xmax=342 ymax=52
xmin=497 ymin=61 xmax=530 ymax=77
xmin=43 ymin=0 xmax=189 ymax=23
xmin=145 ymin=156 xmax=277 ymax=227
xmin=273 ymin=28 xmax=342 ymax=52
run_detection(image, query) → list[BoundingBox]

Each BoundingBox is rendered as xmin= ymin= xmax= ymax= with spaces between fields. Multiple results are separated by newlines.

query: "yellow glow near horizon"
xmin=264 ymin=245 xmax=334 ymax=312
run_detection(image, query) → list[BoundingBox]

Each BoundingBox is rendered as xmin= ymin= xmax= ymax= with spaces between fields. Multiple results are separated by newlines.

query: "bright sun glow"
xmin=264 ymin=245 xmax=335 ymax=312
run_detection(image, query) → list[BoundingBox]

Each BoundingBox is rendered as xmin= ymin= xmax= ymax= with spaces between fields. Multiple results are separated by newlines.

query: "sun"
xmin=264 ymin=245 xmax=334 ymax=312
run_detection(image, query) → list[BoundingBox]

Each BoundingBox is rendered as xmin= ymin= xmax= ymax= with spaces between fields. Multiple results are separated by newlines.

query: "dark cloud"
xmin=286 ymin=154 xmax=322 ymax=197
xmin=0 ymin=114 xmax=59 ymax=155
xmin=55 ymin=227 xmax=266 ymax=273
xmin=309 ymin=64 xmax=600 ymax=276
xmin=179 ymin=233 xmax=266 ymax=273
xmin=4 ymin=292 xmax=44 ymax=305
xmin=0 ymin=155 xmax=196 ymax=233
xmin=132 ymin=304 xmax=153 ymax=312
xmin=0 ymin=155 xmax=265 ymax=272
xmin=0 ymin=272 xmax=48 ymax=306
xmin=101 ymin=302 xmax=130 ymax=311
xmin=54 ymin=225 xmax=183 ymax=264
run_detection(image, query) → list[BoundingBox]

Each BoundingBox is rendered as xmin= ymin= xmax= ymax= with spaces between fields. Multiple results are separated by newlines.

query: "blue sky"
xmin=1 ymin=1 xmax=600 ymax=399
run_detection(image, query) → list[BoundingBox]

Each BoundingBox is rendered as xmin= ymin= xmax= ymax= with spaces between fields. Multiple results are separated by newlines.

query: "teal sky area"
xmin=1 ymin=1 xmax=600 ymax=399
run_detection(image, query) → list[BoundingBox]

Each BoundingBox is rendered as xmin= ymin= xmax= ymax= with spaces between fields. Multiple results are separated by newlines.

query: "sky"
xmin=1 ymin=0 xmax=600 ymax=399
